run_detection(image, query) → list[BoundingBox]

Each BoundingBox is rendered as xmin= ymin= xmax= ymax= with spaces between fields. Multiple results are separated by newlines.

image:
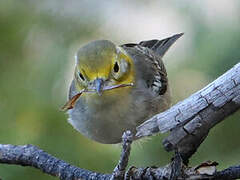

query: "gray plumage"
xmin=67 ymin=34 xmax=183 ymax=144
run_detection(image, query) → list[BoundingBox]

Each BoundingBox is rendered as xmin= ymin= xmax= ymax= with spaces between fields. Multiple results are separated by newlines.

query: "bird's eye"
xmin=113 ymin=62 xmax=119 ymax=73
xmin=79 ymin=72 xmax=85 ymax=81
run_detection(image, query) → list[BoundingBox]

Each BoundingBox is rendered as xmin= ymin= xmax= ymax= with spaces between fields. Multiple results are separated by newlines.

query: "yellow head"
xmin=74 ymin=40 xmax=134 ymax=96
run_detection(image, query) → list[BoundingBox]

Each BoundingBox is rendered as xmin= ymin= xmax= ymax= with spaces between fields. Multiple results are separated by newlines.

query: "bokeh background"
xmin=1 ymin=0 xmax=240 ymax=179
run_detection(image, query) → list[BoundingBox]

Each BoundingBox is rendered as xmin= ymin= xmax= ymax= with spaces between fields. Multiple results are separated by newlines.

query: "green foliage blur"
xmin=0 ymin=1 xmax=240 ymax=179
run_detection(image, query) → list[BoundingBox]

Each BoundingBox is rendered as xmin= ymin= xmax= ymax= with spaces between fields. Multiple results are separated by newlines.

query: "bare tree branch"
xmin=136 ymin=62 xmax=240 ymax=162
xmin=125 ymin=162 xmax=240 ymax=180
xmin=1 ymin=143 xmax=240 ymax=180
xmin=214 ymin=165 xmax=240 ymax=180
xmin=0 ymin=63 xmax=240 ymax=179
xmin=0 ymin=144 xmax=111 ymax=180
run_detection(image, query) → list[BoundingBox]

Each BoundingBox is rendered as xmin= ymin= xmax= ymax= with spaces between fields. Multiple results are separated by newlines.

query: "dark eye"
xmin=113 ymin=62 xmax=119 ymax=73
xmin=79 ymin=72 xmax=85 ymax=81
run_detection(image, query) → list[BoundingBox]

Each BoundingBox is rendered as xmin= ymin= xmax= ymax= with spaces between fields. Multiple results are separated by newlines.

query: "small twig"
xmin=61 ymin=83 xmax=133 ymax=111
xmin=111 ymin=131 xmax=133 ymax=180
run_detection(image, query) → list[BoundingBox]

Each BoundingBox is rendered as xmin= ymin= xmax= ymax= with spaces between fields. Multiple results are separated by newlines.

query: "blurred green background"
xmin=0 ymin=0 xmax=240 ymax=179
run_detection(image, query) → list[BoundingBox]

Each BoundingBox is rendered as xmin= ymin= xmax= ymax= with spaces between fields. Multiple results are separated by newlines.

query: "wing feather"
xmin=121 ymin=33 xmax=183 ymax=96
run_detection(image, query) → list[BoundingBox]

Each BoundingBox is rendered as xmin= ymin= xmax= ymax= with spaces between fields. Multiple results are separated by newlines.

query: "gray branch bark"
xmin=1 ymin=144 xmax=240 ymax=180
xmin=0 ymin=144 xmax=111 ymax=179
xmin=136 ymin=62 xmax=240 ymax=162
xmin=0 ymin=62 xmax=240 ymax=180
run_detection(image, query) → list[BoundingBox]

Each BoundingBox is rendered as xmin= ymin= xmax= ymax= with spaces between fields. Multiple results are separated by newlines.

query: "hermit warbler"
xmin=62 ymin=33 xmax=183 ymax=144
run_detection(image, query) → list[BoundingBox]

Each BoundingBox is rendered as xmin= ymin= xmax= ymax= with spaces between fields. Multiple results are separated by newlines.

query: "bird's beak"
xmin=94 ymin=78 xmax=104 ymax=96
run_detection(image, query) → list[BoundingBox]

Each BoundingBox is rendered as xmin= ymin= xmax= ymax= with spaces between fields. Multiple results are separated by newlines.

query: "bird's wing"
xmin=121 ymin=33 xmax=183 ymax=96
xmin=138 ymin=33 xmax=183 ymax=58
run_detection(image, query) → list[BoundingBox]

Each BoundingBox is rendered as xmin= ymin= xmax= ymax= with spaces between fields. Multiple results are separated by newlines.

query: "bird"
xmin=62 ymin=33 xmax=183 ymax=144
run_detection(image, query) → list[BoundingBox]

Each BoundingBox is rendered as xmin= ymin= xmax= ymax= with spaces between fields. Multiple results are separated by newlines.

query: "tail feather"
xmin=139 ymin=33 xmax=184 ymax=58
